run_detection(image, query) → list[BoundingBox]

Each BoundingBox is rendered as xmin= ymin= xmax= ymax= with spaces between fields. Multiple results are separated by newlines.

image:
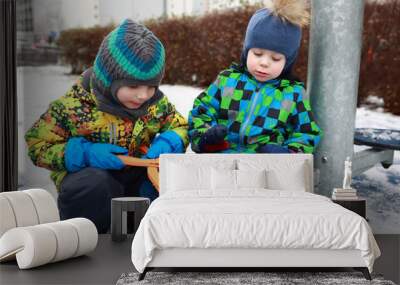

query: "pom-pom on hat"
xmin=241 ymin=0 xmax=310 ymax=73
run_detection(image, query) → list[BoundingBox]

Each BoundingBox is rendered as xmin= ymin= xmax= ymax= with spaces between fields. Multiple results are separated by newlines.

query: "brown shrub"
xmin=146 ymin=6 xmax=257 ymax=86
xmin=358 ymin=0 xmax=400 ymax=115
xmin=57 ymin=25 xmax=114 ymax=74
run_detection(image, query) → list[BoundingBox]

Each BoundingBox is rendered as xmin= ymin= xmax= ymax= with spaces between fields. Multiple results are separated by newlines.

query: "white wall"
xmin=165 ymin=0 xmax=268 ymax=18
xmin=167 ymin=0 xmax=194 ymax=17
xmin=31 ymin=0 xmax=268 ymax=39
xmin=60 ymin=0 xmax=100 ymax=30
xmin=207 ymin=0 xmax=269 ymax=11
xmin=192 ymin=0 xmax=209 ymax=16
xmin=32 ymin=0 xmax=99 ymax=39
xmin=98 ymin=0 xmax=165 ymax=25
xmin=132 ymin=0 xmax=165 ymax=22
xmin=32 ymin=0 xmax=63 ymax=38
xmin=98 ymin=0 xmax=133 ymax=26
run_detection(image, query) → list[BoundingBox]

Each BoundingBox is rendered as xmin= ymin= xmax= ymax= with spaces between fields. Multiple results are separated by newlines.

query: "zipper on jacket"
xmin=109 ymin=123 xmax=116 ymax=144
xmin=239 ymin=88 xmax=260 ymax=145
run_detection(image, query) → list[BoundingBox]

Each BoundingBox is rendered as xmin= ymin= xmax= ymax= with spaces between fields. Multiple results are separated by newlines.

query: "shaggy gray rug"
xmin=116 ymin=271 xmax=396 ymax=285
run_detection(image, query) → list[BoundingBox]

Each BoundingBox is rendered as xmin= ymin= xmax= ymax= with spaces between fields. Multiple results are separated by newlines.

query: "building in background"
xmin=16 ymin=0 xmax=34 ymax=50
xmin=166 ymin=0 xmax=206 ymax=17
xmin=17 ymin=0 xmax=97 ymax=49
xmin=16 ymin=0 xmax=270 ymax=49
xmin=205 ymin=0 xmax=267 ymax=12
xmin=98 ymin=0 xmax=166 ymax=25
xmin=17 ymin=0 xmax=166 ymax=48
xmin=32 ymin=0 xmax=99 ymax=42
xmin=165 ymin=0 xmax=267 ymax=17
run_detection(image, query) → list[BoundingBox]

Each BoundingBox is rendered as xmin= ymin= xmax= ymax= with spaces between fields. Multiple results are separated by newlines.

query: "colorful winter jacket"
xmin=189 ymin=63 xmax=322 ymax=153
xmin=25 ymin=73 xmax=189 ymax=190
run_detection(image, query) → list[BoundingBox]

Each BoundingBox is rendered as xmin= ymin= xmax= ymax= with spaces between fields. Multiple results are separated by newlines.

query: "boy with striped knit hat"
xmin=189 ymin=0 xmax=321 ymax=154
xmin=25 ymin=19 xmax=188 ymax=233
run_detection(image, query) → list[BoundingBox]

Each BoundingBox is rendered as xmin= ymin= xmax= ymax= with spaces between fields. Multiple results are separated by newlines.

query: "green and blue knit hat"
xmin=92 ymin=19 xmax=165 ymax=96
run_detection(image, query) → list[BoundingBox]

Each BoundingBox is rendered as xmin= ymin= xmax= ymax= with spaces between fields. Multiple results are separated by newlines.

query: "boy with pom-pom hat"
xmin=189 ymin=0 xmax=321 ymax=154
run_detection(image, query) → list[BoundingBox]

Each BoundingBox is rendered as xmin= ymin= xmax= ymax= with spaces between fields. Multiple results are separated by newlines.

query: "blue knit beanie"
xmin=241 ymin=7 xmax=303 ymax=74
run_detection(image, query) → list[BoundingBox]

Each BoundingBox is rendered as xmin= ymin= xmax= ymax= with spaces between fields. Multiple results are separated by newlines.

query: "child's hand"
xmin=198 ymin=125 xmax=229 ymax=152
xmin=146 ymin=139 xmax=173 ymax=159
xmin=200 ymin=125 xmax=228 ymax=145
xmin=257 ymin=144 xmax=291 ymax=154
xmin=85 ymin=143 xmax=128 ymax=169
xmin=65 ymin=137 xmax=128 ymax=172
xmin=145 ymin=131 xmax=184 ymax=159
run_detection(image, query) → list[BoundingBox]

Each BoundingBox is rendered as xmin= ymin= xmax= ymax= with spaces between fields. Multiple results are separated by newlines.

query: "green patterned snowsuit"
xmin=189 ymin=63 xmax=322 ymax=153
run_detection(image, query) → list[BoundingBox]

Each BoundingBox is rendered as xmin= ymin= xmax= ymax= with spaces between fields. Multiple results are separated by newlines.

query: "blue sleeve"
xmin=188 ymin=76 xmax=223 ymax=152
xmin=283 ymin=87 xmax=322 ymax=153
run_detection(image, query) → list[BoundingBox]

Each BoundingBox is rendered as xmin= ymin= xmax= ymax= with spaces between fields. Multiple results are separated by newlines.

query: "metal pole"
xmin=307 ymin=0 xmax=365 ymax=197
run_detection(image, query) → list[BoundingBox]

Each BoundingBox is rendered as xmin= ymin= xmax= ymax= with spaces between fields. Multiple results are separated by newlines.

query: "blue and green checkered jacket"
xmin=188 ymin=63 xmax=322 ymax=153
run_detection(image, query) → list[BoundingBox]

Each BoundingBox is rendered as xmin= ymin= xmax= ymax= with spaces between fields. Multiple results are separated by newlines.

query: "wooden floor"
xmin=0 ymin=235 xmax=398 ymax=285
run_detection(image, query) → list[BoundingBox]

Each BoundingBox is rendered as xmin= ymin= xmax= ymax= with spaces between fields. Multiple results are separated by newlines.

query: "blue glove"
xmin=146 ymin=131 xmax=184 ymax=159
xmin=257 ymin=144 xmax=291 ymax=154
xmin=65 ymin=137 xmax=128 ymax=172
xmin=84 ymin=142 xmax=128 ymax=169
xmin=198 ymin=124 xmax=228 ymax=151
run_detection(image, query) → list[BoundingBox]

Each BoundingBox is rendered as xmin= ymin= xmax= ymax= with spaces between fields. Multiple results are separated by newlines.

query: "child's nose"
xmin=260 ymin=58 xmax=270 ymax=67
xmin=137 ymin=92 xmax=148 ymax=100
xmin=137 ymin=90 xmax=151 ymax=101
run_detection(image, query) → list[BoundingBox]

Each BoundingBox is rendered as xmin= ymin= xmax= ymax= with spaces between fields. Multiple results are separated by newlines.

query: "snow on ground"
xmin=18 ymin=65 xmax=399 ymax=233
